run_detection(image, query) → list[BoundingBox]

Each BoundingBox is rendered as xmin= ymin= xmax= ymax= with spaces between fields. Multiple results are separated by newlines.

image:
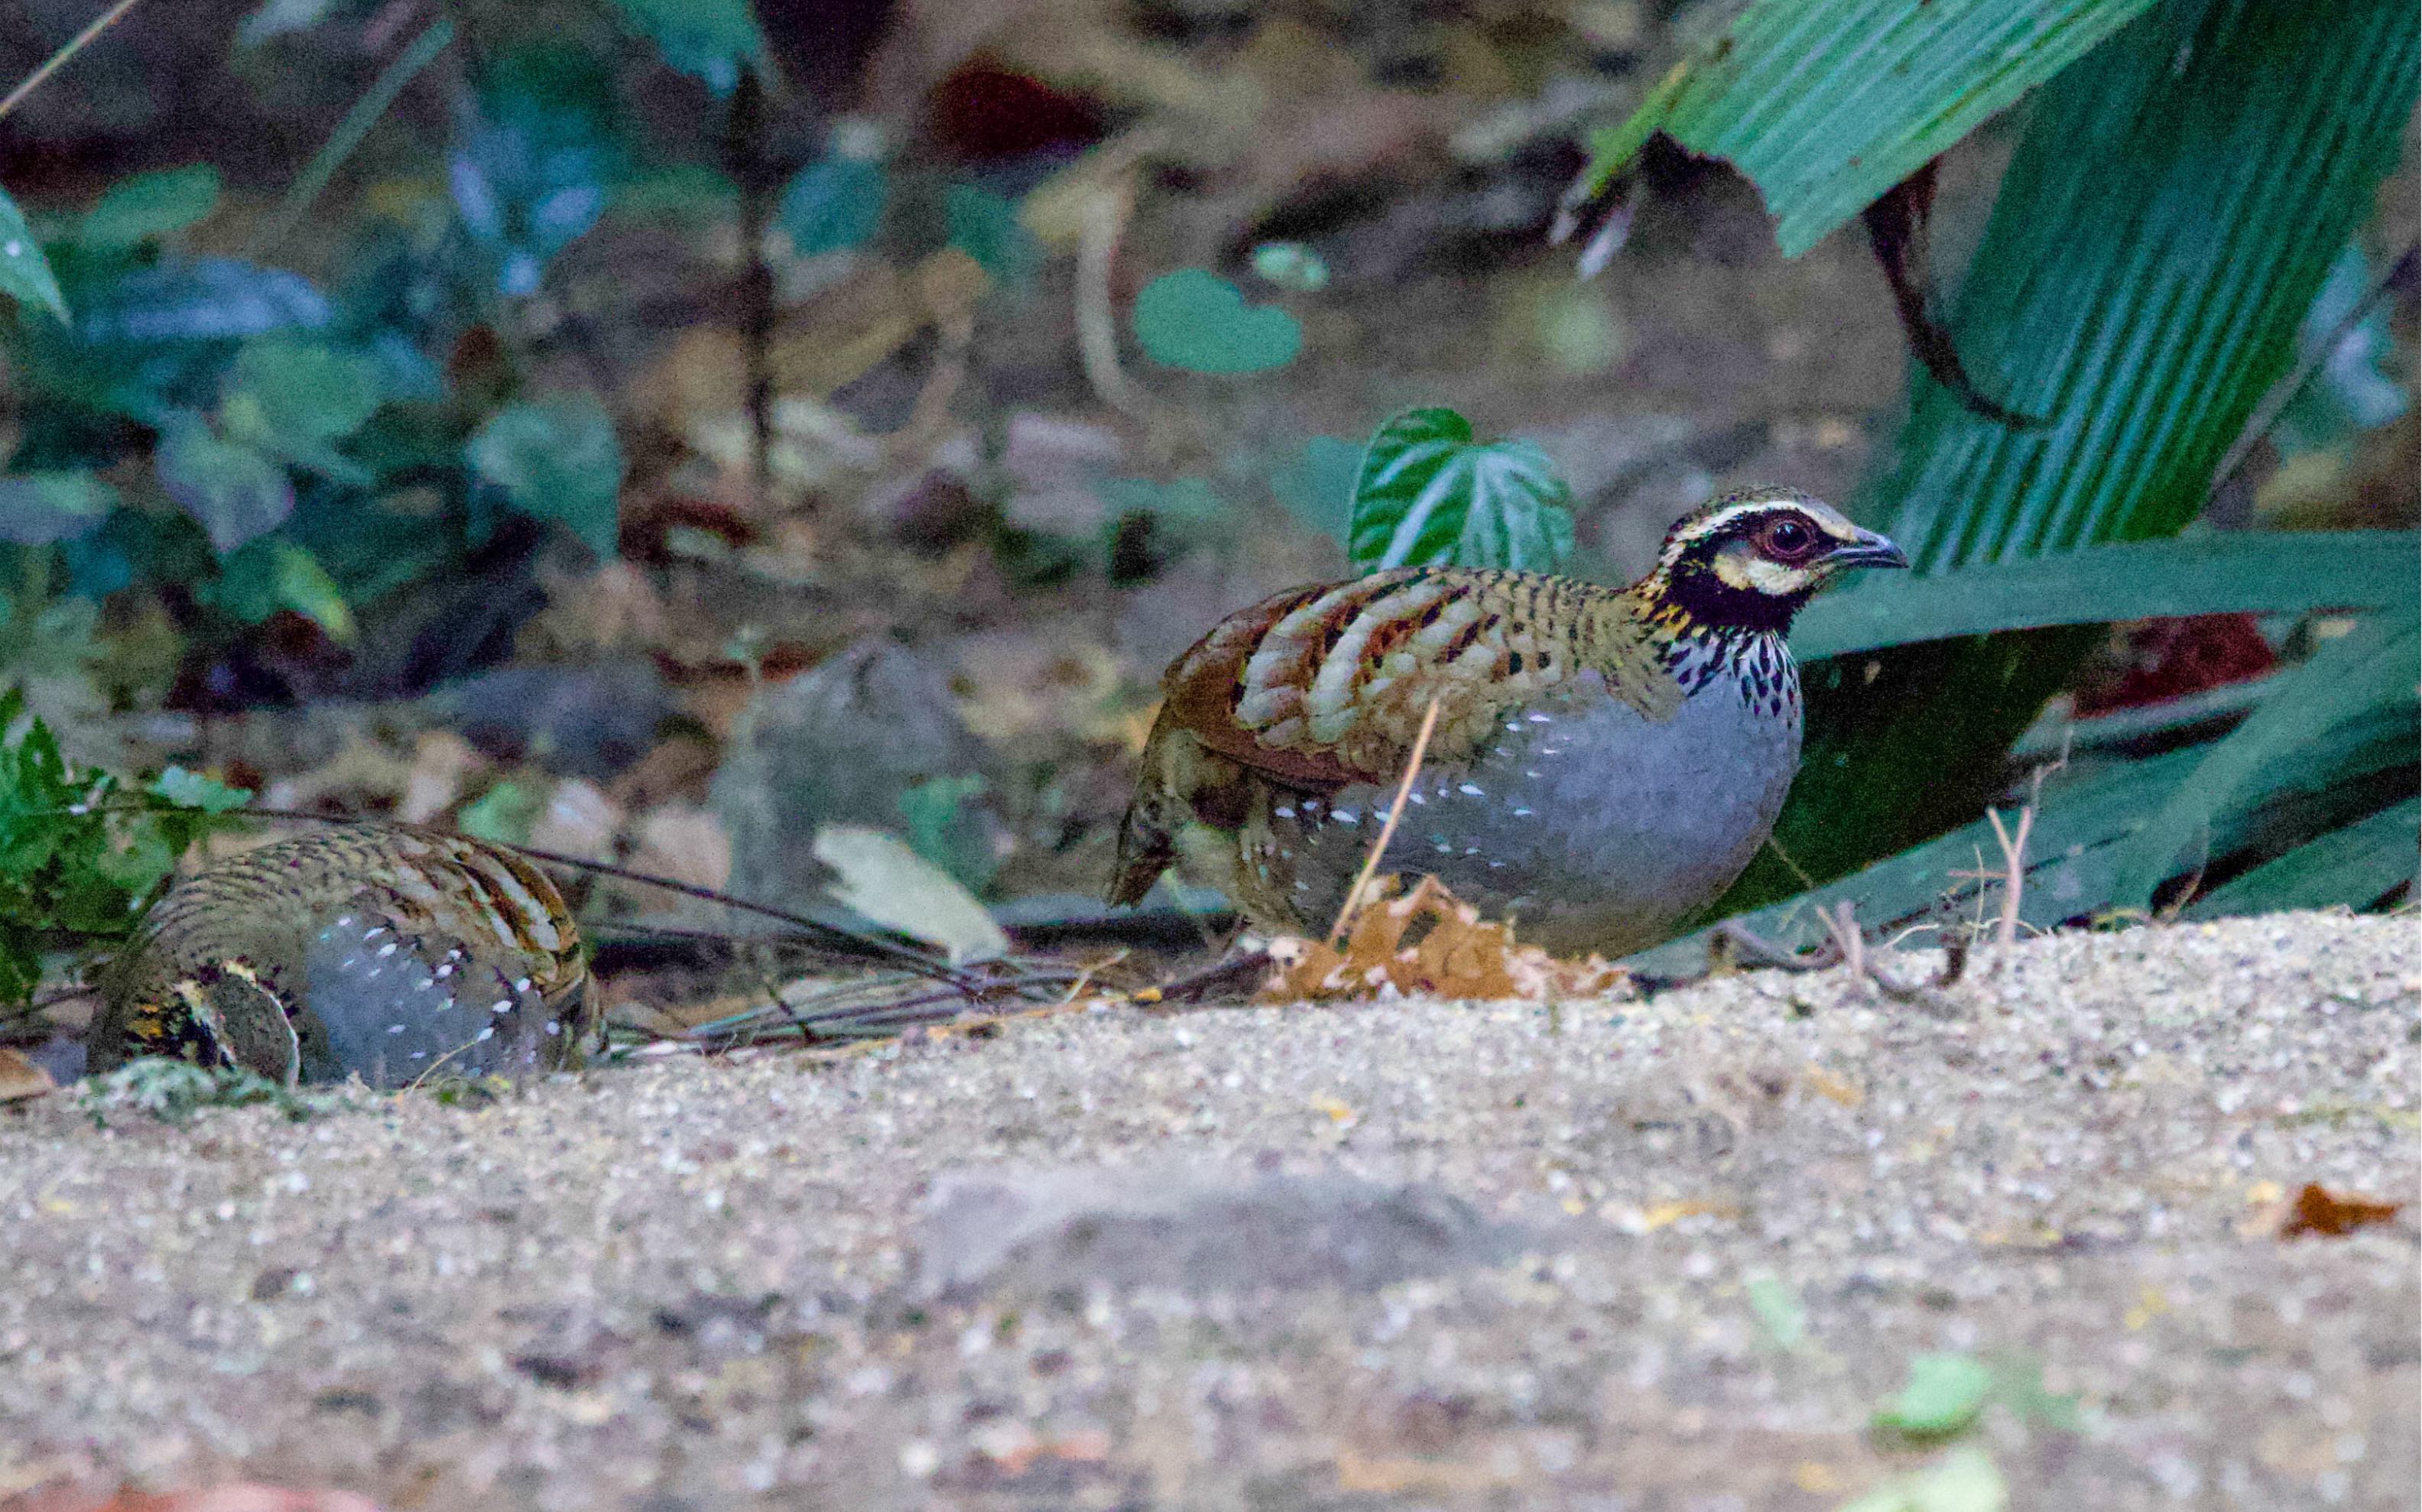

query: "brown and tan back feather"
xmin=1110 ymin=567 xmax=1680 ymax=907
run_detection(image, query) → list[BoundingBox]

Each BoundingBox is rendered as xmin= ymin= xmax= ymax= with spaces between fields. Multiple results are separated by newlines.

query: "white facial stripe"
xmin=1710 ymin=542 xmax=1817 ymax=594
xmin=1667 ymin=495 xmax=1862 ymax=556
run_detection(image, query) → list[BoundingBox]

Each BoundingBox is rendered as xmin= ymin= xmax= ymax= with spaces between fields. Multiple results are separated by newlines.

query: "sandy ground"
xmin=1 ymin=911 xmax=2415 ymax=1511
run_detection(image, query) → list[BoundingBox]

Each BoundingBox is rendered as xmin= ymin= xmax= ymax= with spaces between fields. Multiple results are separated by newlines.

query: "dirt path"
xmin=3 ymin=913 xmax=2415 ymax=1510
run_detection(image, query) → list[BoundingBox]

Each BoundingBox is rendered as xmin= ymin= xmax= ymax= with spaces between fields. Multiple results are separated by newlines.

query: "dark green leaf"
xmin=0 ymin=471 xmax=119 ymax=545
xmin=946 ymin=183 xmax=1043 ymax=289
xmin=1724 ymin=0 xmax=2419 ymax=913
xmin=0 ymin=183 xmax=68 ymax=323
xmin=1876 ymin=1 xmax=2419 ymax=569
xmin=2183 ymin=797 xmax=2419 ymax=917
xmin=220 ymin=337 xmax=384 ymax=482
xmin=778 ymin=157 xmax=887 ymax=256
xmin=80 ymin=165 xmax=223 ymax=247
xmin=155 ymin=415 xmax=293 ymax=553
xmin=1793 ymin=531 xmax=2418 ymax=661
xmin=1346 ymin=408 xmax=1575 ymax=573
xmin=2110 ymin=612 xmax=2420 ymax=908
xmin=1131 ymin=268 xmax=1300 ymax=375
xmin=1583 ymin=0 xmax=2161 ymax=256
xmin=608 ymin=0 xmax=765 ymax=91
xmin=1873 ymin=1353 xmax=1994 ymax=1440
xmin=467 ymin=394 xmax=625 ymax=558
xmin=149 ymin=766 xmax=253 ymax=813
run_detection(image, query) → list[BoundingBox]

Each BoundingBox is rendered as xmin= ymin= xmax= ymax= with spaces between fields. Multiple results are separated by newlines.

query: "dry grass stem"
xmin=1330 ymin=696 xmax=1443 ymax=944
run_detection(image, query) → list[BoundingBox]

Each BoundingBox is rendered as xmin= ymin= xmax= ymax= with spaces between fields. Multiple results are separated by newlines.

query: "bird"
xmin=1108 ymin=488 xmax=1908 ymax=957
xmin=89 ymin=824 xmax=597 ymax=1089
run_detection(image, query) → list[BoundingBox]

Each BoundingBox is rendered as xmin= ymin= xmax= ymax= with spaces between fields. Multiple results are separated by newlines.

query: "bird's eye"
xmin=1757 ymin=514 xmax=1821 ymax=562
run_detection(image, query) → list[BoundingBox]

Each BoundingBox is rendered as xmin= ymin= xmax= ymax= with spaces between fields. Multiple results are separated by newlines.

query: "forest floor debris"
xmin=1 ymin=912 xmax=2414 ymax=1510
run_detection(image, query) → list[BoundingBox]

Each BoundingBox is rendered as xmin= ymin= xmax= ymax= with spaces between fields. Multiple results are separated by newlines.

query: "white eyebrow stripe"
xmin=1668 ymin=497 xmax=1859 ymax=547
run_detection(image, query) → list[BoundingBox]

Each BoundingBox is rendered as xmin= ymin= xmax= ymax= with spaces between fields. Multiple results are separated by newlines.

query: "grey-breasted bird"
xmin=1109 ymin=489 xmax=1907 ymax=956
xmin=89 ymin=825 xmax=596 ymax=1088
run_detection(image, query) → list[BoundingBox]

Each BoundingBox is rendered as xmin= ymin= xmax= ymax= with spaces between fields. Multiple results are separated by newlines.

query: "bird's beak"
xmin=1829 ymin=528 xmax=1910 ymax=570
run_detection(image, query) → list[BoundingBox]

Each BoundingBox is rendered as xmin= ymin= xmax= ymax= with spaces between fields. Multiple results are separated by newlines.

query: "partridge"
xmin=89 ymin=825 xmax=597 ymax=1089
xmin=1109 ymin=489 xmax=1907 ymax=956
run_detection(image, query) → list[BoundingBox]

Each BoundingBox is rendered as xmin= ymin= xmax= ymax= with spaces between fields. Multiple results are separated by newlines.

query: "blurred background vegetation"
xmin=0 ymin=0 xmax=2412 ymax=1014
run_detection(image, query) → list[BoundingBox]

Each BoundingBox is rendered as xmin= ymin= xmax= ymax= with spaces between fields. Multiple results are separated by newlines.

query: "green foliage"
xmin=1872 ymin=1353 xmax=1995 ymax=1440
xmin=2182 ymin=798 xmax=2419 ymax=918
xmin=946 ymin=184 xmax=1043 ymax=289
xmin=78 ymin=165 xmax=222 ymax=248
xmin=607 ymin=0 xmax=765 ymax=92
xmin=780 ymin=155 xmax=888 ymax=256
xmin=1791 ymin=531 xmax=2418 ymax=661
xmin=1873 ymin=0 xmax=2417 ymax=570
xmin=1836 ymin=1447 xmax=2008 ymax=1512
xmin=1346 ymin=408 xmax=1575 ymax=573
xmin=154 ymin=413 xmax=295 ymax=553
xmin=467 ymin=394 xmax=626 ymax=558
xmin=0 ymin=687 xmax=246 ymax=1003
xmin=0 ymin=472 xmax=118 ymax=546
xmin=1131 ymin=269 xmax=1302 ymax=375
xmin=202 ymin=537 xmax=355 ymax=638
xmin=2110 ymin=615 xmax=2420 ymax=908
xmin=77 ymin=1057 xmax=349 ymax=1126
xmin=220 ymin=338 xmax=384 ymax=483
xmin=0 ymin=184 xmax=67 ymax=323
xmin=1722 ymin=0 xmax=2419 ymax=916
xmin=1583 ymin=0 xmax=2161 ymax=257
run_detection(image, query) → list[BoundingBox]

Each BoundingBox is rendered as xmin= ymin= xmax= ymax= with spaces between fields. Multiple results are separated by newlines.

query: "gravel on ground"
xmin=2 ymin=911 xmax=2415 ymax=1510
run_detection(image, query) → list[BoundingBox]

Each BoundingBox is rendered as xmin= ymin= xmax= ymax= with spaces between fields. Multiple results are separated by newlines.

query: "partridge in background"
xmin=1109 ymin=490 xmax=1907 ymax=956
xmin=89 ymin=825 xmax=596 ymax=1089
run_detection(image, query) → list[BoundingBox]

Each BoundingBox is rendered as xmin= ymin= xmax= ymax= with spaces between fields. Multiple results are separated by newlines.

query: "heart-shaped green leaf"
xmin=222 ymin=337 xmax=385 ymax=482
xmin=1131 ymin=268 xmax=1300 ymax=375
xmin=468 ymin=394 xmax=625 ymax=559
xmin=1346 ymin=407 xmax=1575 ymax=573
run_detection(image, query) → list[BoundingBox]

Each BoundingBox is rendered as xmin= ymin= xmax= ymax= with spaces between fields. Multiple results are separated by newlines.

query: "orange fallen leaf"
xmin=0 ymin=1046 xmax=55 ymax=1103
xmin=1261 ymin=877 xmax=1628 ymax=1005
xmin=1802 ymin=1064 xmax=1865 ymax=1108
xmin=2277 ymin=1182 xmax=2403 ymax=1238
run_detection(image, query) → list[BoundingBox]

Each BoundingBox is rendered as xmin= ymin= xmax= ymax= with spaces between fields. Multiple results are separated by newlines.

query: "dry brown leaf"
xmin=2276 ymin=1182 xmax=2404 ymax=1238
xmin=528 ymin=778 xmax=623 ymax=864
xmin=0 ymin=1046 xmax=56 ymax=1103
xmin=629 ymin=803 xmax=732 ymax=891
xmin=1260 ymin=877 xmax=1628 ymax=1005
xmin=397 ymin=731 xmax=479 ymax=824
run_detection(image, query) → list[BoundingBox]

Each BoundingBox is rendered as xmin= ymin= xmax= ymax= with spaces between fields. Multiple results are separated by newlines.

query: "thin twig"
xmin=245 ymin=16 xmax=453 ymax=259
xmin=0 ymin=0 xmax=144 ymax=122
xmin=1330 ymin=696 xmax=1443 ymax=943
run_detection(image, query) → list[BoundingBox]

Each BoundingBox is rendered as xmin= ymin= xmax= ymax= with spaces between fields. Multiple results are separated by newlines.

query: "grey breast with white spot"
xmin=294 ymin=895 xmax=567 ymax=1088
xmin=1262 ymin=661 xmax=1801 ymax=956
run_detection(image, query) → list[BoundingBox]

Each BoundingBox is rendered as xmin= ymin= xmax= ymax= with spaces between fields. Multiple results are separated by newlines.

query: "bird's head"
xmin=1648 ymin=488 xmax=1907 ymax=633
